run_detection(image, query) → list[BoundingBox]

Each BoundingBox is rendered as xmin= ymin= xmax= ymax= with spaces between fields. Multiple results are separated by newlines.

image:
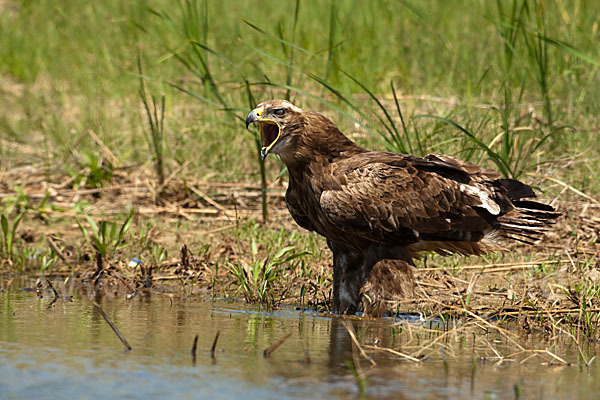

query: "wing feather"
xmin=319 ymin=155 xmax=509 ymax=246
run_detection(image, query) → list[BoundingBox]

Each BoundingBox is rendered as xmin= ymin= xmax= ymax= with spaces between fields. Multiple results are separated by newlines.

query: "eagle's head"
xmin=245 ymin=99 xmax=304 ymax=160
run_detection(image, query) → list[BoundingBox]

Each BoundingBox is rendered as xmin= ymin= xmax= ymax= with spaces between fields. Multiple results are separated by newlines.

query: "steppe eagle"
xmin=245 ymin=99 xmax=559 ymax=316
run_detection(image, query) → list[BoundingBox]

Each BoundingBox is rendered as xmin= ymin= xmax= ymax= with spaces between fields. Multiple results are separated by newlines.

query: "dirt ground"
xmin=1 ymin=164 xmax=600 ymax=340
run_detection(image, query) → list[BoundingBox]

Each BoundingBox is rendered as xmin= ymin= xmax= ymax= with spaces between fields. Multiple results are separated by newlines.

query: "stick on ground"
xmin=46 ymin=237 xmax=73 ymax=270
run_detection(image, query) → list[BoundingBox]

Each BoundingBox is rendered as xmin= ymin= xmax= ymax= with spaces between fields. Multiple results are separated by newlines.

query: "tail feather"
xmin=496 ymin=199 xmax=560 ymax=244
xmin=512 ymin=200 xmax=556 ymax=212
xmin=500 ymin=234 xmax=538 ymax=245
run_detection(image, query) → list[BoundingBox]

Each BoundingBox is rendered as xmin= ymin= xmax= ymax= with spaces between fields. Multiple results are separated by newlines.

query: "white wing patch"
xmin=459 ymin=184 xmax=501 ymax=215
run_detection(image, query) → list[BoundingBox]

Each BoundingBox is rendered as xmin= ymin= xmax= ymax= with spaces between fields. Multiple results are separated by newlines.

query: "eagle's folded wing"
xmin=319 ymin=160 xmax=507 ymax=246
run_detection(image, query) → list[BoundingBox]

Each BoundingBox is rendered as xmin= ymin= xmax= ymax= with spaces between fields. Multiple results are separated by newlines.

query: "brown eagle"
xmin=245 ymin=99 xmax=559 ymax=316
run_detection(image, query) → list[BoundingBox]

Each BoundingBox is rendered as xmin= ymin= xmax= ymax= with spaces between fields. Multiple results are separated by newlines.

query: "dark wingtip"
xmin=496 ymin=178 xmax=536 ymax=200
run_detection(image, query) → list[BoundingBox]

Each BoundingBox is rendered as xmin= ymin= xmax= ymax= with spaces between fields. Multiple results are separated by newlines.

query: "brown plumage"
xmin=246 ymin=99 xmax=560 ymax=316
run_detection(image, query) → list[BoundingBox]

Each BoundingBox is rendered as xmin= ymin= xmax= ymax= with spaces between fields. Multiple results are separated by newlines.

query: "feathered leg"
xmin=360 ymin=259 xmax=414 ymax=317
xmin=329 ymin=240 xmax=365 ymax=314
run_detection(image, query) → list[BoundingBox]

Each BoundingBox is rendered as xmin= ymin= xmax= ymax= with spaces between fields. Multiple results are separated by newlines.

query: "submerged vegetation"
xmin=0 ymin=0 xmax=599 ymax=360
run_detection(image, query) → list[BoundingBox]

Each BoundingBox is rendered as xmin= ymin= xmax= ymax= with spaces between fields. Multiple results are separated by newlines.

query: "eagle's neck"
xmin=281 ymin=111 xmax=366 ymax=170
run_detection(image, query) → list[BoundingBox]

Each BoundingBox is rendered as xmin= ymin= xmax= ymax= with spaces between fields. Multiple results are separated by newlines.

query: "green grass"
xmin=77 ymin=209 xmax=135 ymax=261
xmin=0 ymin=0 xmax=598 ymax=188
xmin=0 ymin=211 xmax=24 ymax=261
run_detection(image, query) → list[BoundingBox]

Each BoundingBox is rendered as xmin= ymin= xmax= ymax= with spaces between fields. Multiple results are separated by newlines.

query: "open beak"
xmin=245 ymin=106 xmax=281 ymax=160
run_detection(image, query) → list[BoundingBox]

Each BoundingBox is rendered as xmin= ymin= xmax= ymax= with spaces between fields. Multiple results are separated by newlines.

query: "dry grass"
xmin=1 ymin=163 xmax=598 ymax=347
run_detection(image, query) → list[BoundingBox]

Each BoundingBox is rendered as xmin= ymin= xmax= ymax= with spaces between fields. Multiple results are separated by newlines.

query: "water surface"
xmin=1 ymin=280 xmax=598 ymax=399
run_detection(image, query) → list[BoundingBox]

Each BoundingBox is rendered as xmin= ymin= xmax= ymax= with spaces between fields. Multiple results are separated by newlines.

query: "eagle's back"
xmin=286 ymin=150 xmax=559 ymax=257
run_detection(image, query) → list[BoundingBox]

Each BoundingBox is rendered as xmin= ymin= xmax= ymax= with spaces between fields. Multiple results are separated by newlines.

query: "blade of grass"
xmin=242 ymin=19 xmax=316 ymax=57
xmin=244 ymin=80 xmax=268 ymax=223
xmin=415 ymin=114 xmax=512 ymax=177
xmin=308 ymin=74 xmax=392 ymax=149
xmin=341 ymin=70 xmax=407 ymax=153
xmin=391 ymin=81 xmax=414 ymax=154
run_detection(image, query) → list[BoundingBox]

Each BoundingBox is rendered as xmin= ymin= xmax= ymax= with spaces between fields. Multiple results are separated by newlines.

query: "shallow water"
xmin=1 ymin=280 xmax=599 ymax=399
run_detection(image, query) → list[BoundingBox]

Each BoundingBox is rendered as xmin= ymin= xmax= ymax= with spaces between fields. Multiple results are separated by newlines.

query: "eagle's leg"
xmin=328 ymin=241 xmax=366 ymax=314
xmin=360 ymin=259 xmax=414 ymax=317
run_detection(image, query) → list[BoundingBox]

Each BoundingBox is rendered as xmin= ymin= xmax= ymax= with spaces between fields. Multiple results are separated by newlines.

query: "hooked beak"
xmin=245 ymin=105 xmax=281 ymax=160
xmin=245 ymin=110 xmax=258 ymax=129
xmin=245 ymin=105 xmax=264 ymax=129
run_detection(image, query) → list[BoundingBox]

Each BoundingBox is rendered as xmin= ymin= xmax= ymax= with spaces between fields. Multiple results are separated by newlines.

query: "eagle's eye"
xmin=273 ymin=108 xmax=286 ymax=116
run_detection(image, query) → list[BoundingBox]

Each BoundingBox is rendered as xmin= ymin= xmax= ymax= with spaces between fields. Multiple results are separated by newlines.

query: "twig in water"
xmin=211 ymin=331 xmax=220 ymax=361
xmin=546 ymin=312 xmax=594 ymax=367
xmin=303 ymin=341 xmax=311 ymax=364
xmin=45 ymin=278 xmax=59 ymax=308
xmin=263 ymin=332 xmax=292 ymax=358
xmin=303 ymin=348 xmax=311 ymax=364
xmin=363 ymin=344 xmax=420 ymax=363
xmin=340 ymin=320 xmax=376 ymax=366
xmin=46 ymin=279 xmax=59 ymax=299
xmin=93 ymin=301 xmax=132 ymax=351
xmin=507 ymin=349 xmax=568 ymax=366
xmin=481 ymin=337 xmax=505 ymax=363
xmin=543 ymin=349 xmax=569 ymax=365
xmin=424 ymin=295 xmax=521 ymax=342
xmin=191 ymin=334 xmax=199 ymax=365
xmin=519 ymin=352 xmax=540 ymax=365
xmin=410 ymin=326 xmax=466 ymax=358
xmin=108 ymin=270 xmax=135 ymax=293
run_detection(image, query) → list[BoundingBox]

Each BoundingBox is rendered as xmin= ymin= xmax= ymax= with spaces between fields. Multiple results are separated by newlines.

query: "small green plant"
xmin=226 ymin=243 xmax=308 ymax=307
xmin=556 ymin=276 xmax=600 ymax=340
xmin=83 ymin=152 xmax=114 ymax=189
xmin=64 ymin=152 xmax=114 ymax=189
xmin=131 ymin=221 xmax=169 ymax=266
xmin=9 ymin=245 xmax=38 ymax=272
xmin=0 ymin=211 xmax=25 ymax=261
xmin=148 ymin=243 xmax=168 ymax=266
xmin=77 ymin=209 xmax=135 ymax=260
xmin=39 ymin=253 xmax=57 ymax=273
xmin=1 ymin=185 xmax=29 ymax=214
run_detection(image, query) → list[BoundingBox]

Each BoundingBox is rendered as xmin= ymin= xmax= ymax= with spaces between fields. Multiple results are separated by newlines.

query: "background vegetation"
xmin=1 ymin=0 xmax=598 ymax=185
